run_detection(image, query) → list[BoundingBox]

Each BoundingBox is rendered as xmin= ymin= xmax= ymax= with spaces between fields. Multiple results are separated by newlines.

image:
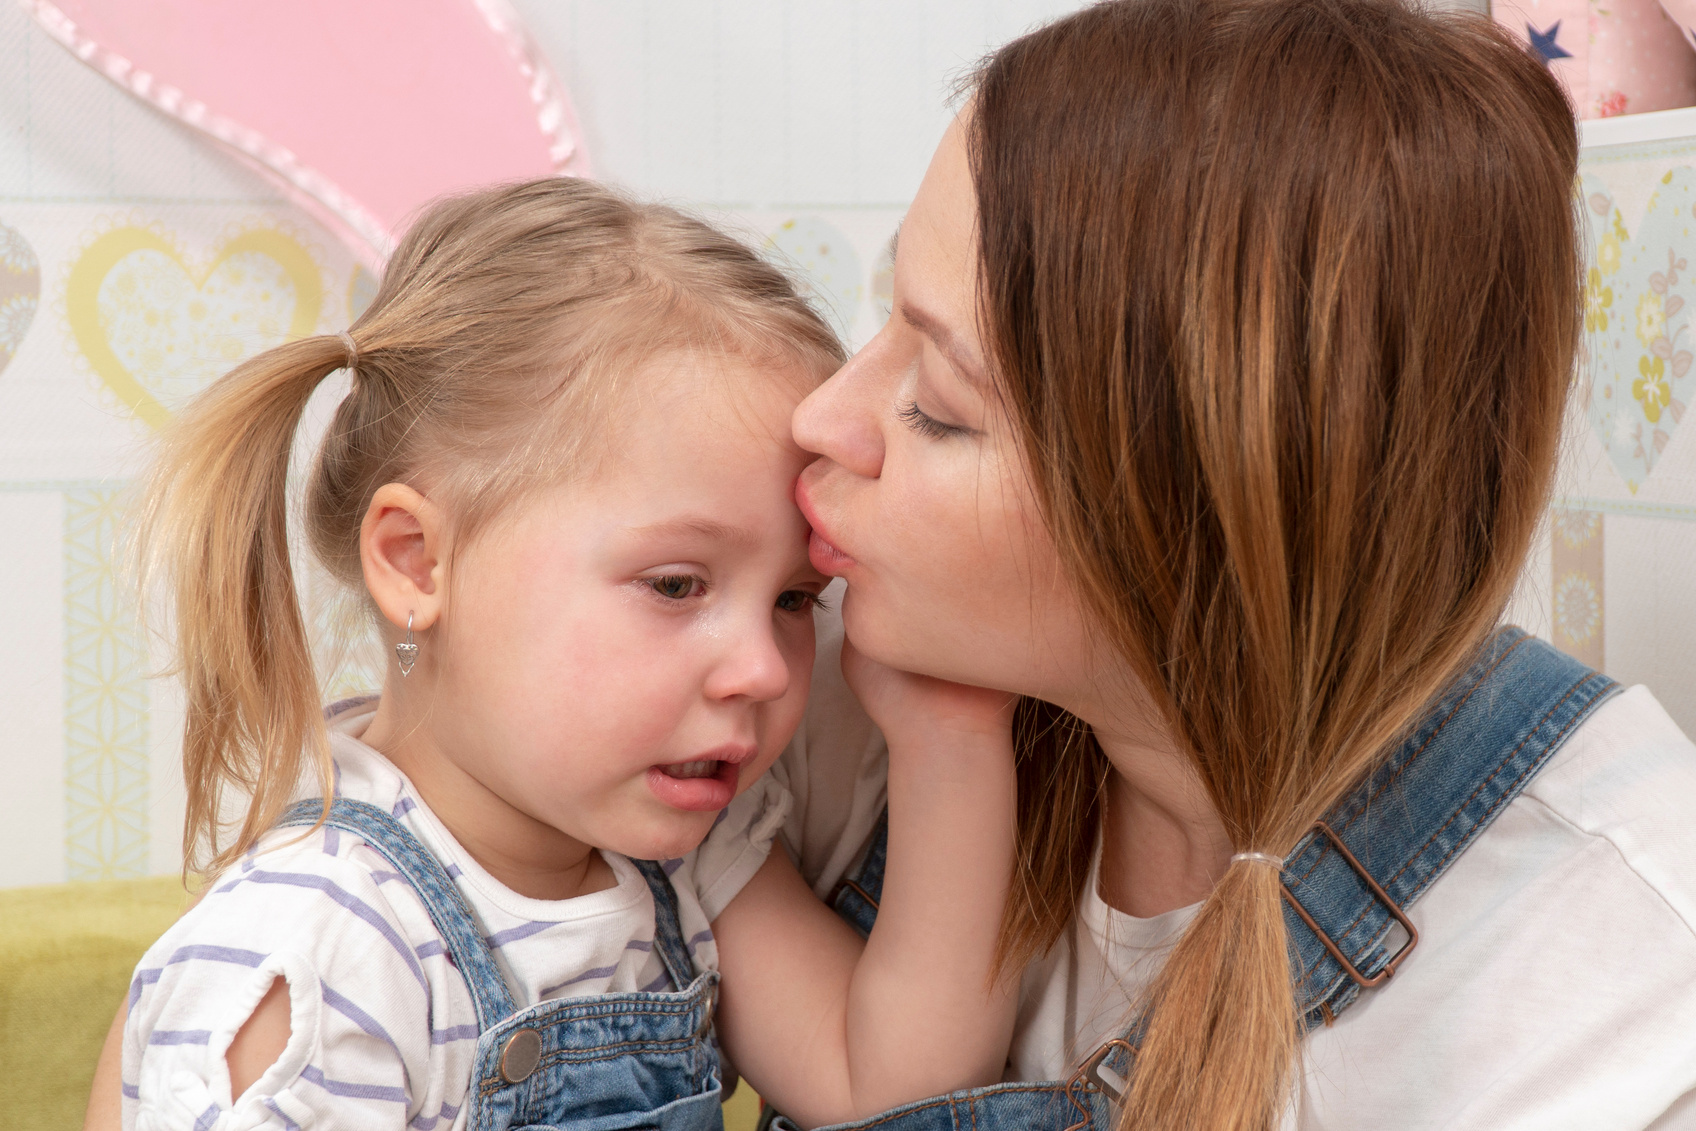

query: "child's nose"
xmin=704 ymin=625 xmax=792 ymax=703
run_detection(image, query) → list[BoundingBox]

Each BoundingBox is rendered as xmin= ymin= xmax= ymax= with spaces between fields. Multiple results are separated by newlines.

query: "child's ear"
xmin=360 ymin=483 xmax=449 ymax=634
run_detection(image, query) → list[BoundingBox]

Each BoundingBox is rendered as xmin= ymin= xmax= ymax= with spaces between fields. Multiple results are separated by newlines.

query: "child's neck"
xmin=358 ymin=702 xmax=616 ymax=903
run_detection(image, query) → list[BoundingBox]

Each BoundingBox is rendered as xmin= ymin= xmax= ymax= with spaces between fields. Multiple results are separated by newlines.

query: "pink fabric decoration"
xmin=26 ymin=0 xmax=591 ymax=268
xmin=1661 ymin=0 xmax=1696 ymax=54
xmin=1494 ymin=0 xmax=1696 ymax=120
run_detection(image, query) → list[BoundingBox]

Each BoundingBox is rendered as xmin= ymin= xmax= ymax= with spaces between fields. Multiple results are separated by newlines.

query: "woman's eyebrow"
xmin=899 ymin=300 xmax=987 ymax=389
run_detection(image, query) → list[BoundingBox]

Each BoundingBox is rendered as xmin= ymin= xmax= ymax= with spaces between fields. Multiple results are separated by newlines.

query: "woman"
xmin=87 ymin=1 xmax=1696 ymax=1128
xmin=746 ymin=0 xmax=1696 ymax=1128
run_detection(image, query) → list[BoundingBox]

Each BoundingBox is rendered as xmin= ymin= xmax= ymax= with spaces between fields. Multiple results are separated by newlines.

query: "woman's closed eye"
xmin=897 ymin=399 xmax=969 ymax=440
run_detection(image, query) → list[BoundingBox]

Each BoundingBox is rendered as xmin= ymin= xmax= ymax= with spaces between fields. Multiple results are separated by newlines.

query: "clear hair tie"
xmin=337 ymin=330 xmax=359 ymax=377
xmin=1230 ymin=851 xmax=1284 ymax=870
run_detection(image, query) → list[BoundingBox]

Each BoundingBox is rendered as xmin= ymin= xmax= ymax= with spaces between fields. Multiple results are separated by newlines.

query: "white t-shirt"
xmin=778 ymin=611 xmax=1696 ymax=1129
xmin=122 ymin=699 xmax=790 ymax=1131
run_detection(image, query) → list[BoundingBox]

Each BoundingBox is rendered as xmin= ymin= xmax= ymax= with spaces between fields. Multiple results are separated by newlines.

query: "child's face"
xmin=427 ymin=351 xmax=826 ymax=861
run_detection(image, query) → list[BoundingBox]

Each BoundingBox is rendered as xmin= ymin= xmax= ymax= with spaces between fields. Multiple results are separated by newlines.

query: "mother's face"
xmin=792 ymin=114 xmax=1094 ymax=702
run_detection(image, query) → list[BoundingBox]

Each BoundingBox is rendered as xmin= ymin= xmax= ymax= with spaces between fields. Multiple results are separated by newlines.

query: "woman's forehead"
xmin=895 ymin=115 xmax=986 ymax=364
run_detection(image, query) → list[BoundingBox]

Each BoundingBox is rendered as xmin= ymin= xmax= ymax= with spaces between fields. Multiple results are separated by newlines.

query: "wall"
xmin=0 ymin=0 xmax=1662 ymax=892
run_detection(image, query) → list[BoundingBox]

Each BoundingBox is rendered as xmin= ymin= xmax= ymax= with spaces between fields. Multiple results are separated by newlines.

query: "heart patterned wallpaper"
xmin=0 ymin=0 xmax=1674 ymax=892
xmin=1506 ymin=110 xmax=1696 ymax=740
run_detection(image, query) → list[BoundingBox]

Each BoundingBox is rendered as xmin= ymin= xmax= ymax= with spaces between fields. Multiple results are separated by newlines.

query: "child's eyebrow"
xmin=626 ymin=516 xmax=761 ymax=550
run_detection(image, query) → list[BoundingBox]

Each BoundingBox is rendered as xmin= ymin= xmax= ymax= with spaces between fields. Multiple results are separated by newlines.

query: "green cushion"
xmin=0 ymin=876 xmax=190 ymax=1131
xmin=0 ymin=876 xmax=764 ymax=1131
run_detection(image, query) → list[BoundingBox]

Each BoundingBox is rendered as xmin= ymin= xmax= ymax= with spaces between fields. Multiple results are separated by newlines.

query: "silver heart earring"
xmin=395 ymin=611 xmax=419 ymax=677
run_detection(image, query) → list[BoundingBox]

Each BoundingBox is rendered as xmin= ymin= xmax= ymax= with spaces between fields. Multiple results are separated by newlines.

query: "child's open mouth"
xmin=646 ymin=751 xmax=748 ymax=813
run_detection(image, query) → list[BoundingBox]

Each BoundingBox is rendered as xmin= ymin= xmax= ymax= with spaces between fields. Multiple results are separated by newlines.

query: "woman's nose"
xmin=793 ymin=341 xmax=887 ymax=480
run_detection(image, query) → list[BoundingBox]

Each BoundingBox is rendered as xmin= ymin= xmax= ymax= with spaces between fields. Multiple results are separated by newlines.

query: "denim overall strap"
xmin=633 ymin=858 xmax=703 ymax=992
xmin=1277 ymin=627 xmax=1619 ymax=1028
xmin=277 ymin=796 xmax=520 ymax=1030
xmin=829 ymin=809 xmax=888 ymax=939
xmin=788 ymin=628 xmax=1618 ymax=1130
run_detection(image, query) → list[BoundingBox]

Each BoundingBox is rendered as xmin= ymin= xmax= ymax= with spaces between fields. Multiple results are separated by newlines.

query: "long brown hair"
xmin=139 ymin=178 xmax=842 ymax=879
xmin=970 ymin=2 xmax=1579 ymax=1127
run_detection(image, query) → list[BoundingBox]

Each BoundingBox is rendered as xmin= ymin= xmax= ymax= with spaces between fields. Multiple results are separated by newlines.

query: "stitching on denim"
xmin=837 ymin=877 xmax=881 ymax=912
xmin=1297 ymin=674 xmax=1611 ymax=998
xmin=812 ymin=1087 xmax=1065 ymax=1131
xmin=1291 ymin=634 xmax=1525 ymax=887
xmin=1396 ymin=679 xmax=1612 ymax=902
xmin=499 ymin=996 xmax=706 ymax=1026
xmin=1322 ymin=678 xmax=1602 ymax=983
xmin=477 ymin=1035 xmax=707 ymax=1095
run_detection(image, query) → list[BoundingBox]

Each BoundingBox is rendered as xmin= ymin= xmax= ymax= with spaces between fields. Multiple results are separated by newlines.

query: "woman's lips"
xmin=794 ymin=478 xmax=857 ymax=576
xmin=808 ymin=529 xmax=855 ymax=576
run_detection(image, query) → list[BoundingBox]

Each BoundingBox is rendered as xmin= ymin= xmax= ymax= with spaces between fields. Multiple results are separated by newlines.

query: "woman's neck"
xmin=1074 ymin=691 xmax=1234 ymax=919
xmin=357 ymin=698 xmax=615 ymax=903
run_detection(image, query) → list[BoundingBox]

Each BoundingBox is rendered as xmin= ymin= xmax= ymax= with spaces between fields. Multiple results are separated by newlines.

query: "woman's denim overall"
xmin=769 ymin=627 xmax=1619 ymax=1131
xmin=275 ymin=797 xmax=726 ymax=1131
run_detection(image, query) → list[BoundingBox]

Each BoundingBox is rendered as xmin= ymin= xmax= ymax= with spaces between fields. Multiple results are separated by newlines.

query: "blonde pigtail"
xmin=139 ymin=334 xmax=352 ymax=877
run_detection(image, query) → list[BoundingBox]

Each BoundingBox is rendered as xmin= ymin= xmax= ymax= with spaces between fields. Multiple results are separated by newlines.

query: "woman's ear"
xmin=360 ymin=483 xmax=449 ymax=634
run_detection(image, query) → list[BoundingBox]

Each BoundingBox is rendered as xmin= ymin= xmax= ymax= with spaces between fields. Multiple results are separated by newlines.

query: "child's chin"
xmin=606 ymin=812 xmax=715 ymax=863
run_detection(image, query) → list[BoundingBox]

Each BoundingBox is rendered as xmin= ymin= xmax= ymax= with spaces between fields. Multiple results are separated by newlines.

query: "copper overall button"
xmin=695 ymin=981 xmax=719 ymax=1040
xmin=501 ymin=1028 xmax=543 ymax=1083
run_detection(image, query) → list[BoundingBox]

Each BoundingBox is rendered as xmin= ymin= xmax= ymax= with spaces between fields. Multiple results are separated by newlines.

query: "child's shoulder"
xmin=124 ymin=822 xmax=470 ymax=1127
xmin=139 ymin=819 xmax=443 ymax=1002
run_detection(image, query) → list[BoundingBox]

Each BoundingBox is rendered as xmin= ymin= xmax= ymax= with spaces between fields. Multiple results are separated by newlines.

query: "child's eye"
xmin=776 ymin=589 xmax=825 ymax=614
xmin=897 ymin=399 xmax=967 ymax=440
xmin=648 ymin=575 xmax=703 ymax=600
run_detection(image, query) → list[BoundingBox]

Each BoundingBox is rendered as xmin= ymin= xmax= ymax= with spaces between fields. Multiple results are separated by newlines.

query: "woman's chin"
xmin=839 ymin=591 xmax=945 ymax=679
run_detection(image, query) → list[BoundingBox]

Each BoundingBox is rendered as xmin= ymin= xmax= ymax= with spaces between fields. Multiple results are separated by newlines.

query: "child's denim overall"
xmin=773 ymin=627 xmax=1618 ymax=1131
xmin=276 ymin=797 xmax=726 ymax=1131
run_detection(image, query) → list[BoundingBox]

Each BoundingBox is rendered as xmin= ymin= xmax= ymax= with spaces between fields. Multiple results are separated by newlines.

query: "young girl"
xmin=122 ymin=178 xmax=1019 ymax=1130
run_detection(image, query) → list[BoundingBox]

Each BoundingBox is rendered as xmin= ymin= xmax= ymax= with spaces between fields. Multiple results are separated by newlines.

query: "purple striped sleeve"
xmin=300 ymin=1065 xmax=408 ymax=1103
xmin=148 ymin=1029 xmax=212 ymax=1046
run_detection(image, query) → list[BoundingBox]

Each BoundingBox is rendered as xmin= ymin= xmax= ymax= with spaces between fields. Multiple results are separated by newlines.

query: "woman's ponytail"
xmin=139 ymin=334 xmax=351 ymax=877
xmin=1119 ymin=862 xmax=1300 ymax=1129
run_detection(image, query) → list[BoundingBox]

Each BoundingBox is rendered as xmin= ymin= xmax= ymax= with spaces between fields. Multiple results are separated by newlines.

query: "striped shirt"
xmin=122 ymin=698 xmax=790 ymax=1131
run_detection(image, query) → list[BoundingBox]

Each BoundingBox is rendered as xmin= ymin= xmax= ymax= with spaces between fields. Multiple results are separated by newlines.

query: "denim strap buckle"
xmin=1282 ymin=820 xmax=1419 ymax=989
xmin=1075 ymin=1037 xmax=1134 ymax=1105
xmin=1060 ymin=1036 xmax=1136 ymax=1130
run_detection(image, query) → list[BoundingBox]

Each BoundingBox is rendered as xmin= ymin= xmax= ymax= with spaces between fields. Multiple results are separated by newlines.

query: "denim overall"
xmin=772 ymin=627 xmax=1618 ymax=1131
xmin=276 ymin=797 xmax=725 ymax=1131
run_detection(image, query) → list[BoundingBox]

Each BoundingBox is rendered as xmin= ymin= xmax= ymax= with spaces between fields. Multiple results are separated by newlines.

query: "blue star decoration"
xmin=1527 ymin=21 xmax=1573 ymax=66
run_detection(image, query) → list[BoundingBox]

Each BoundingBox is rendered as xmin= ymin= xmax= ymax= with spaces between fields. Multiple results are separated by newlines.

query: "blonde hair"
xmin=140 ymin=178 xmax=844 ymax=878
xmin=970 ymin=1 xmax=1579 ymax=1128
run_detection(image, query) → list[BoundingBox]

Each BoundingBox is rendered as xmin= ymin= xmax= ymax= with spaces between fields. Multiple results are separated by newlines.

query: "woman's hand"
xmin=711 ymin=636 xmax=1022 ymax=1124
xmin=838 ymin=637 xmax=1017 ymax=746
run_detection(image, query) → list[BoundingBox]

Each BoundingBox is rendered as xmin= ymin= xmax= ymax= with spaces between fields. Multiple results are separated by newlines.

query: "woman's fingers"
xmin=839 ymin=636 xmax=1017 ymax=740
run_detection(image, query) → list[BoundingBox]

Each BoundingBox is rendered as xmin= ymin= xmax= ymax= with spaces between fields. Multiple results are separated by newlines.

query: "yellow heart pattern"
xmin=66 ymin=226 xmax=323 ymax=429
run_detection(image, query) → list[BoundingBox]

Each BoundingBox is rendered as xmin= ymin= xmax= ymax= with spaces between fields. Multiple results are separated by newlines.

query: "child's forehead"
xmin=608 ymin=347 xmax=814 ymax=444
